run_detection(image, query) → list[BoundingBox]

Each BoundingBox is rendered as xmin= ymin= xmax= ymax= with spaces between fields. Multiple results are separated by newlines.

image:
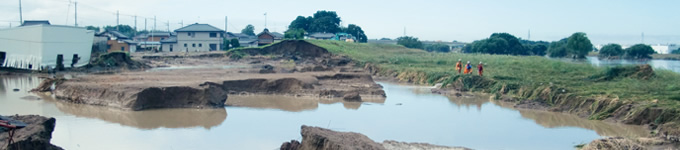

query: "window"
xmin=210 ymin=33 xmax=217 ymax=38
xmin=187 ymin=32 xmax=191 ymax=36
xmin=121 ymin=47 xmax=125 ymax=51
xmin=184 ymin=43 xmax=187 ymax=47
xmin=192 ymin=43 xmax=196 ymax=47
xmin=199 ymin=43 xmax=202 ymax=47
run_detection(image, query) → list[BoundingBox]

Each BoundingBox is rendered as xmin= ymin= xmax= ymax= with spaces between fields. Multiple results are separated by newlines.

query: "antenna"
xmin=178 ymin=20 xmax=183 ymax=28
xmin=403 ymin=27 xmax=406 ymax=36
xmin=528 ymin=29 xmax=531 ymax=40
xmin=19 ymin=0 xmax=23 ymax=24
xmin=264 ymin=13 xmax=267 ymax=29
xmin=166 ymin=20 xmax=169 ymax=32
xmin=74 ymin=1 xmax=78 ymax=27
xmin=641 ymin=32 xmax=644 ymax=44
xmin=116 ymin=10 xmax=119 ymax=30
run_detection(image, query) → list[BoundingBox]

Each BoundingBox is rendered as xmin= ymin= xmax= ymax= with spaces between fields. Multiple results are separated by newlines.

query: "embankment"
xmin=0 ymin=115 xmax=63 ymax=150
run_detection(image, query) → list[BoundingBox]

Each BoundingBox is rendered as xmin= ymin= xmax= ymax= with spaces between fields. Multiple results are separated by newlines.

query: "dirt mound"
xmin=54 ymin=81 xmax=227 ymax=111
xmin=591 ymin=64 xmax=655 ymax=81
xmin=31 ymin=77 xmax=66 ymax=92
xmin=0 ymin=115 xmax=63 ymax=150
xmin=86 ymin=52 xmax=150 ymax=71
xmin=581 ymin=137 xmax=644 ymax=150
xmin=281 ymin=126 xmax=470 ymax=150
xmin=221 ymin=78 xmax=314 ymax=94
xmin=658 ymin=122 xmax=680 ymax=142
xmin=297 ymin=125 xmax=386 ymax=150
xmin=236 ymin=40 xmax=331 ymax=59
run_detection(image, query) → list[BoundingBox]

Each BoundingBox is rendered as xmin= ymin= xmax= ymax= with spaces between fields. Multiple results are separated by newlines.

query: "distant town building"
xmin=225 ymin=32 xmax=258 ymax=48
xmin=0 ymin=21 xmax=94 ymax=70
xmin=162 ymin=23 xmax=224 ymax=52
xmin=257 ymin=29 xmax=283 ymax=46
xmin=96 ymin=30 xmax=138 ymax=53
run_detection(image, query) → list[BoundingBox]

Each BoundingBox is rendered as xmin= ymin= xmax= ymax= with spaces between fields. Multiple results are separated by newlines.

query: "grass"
xmin=307 ymin=39 xmax=680 ymax=109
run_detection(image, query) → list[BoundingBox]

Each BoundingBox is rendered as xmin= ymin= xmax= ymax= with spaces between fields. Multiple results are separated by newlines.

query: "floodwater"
xmin=585 ymin=56 xmax=680 ymax=73
xmin=0 ymin=75 xmax=650 ymax=150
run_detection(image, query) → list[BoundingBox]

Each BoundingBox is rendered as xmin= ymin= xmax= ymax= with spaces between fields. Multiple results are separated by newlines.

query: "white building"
xmin=0 ymin=22 xmax=94 ymax=70
xmin=161 ymin=23 xmax=224 ymax=52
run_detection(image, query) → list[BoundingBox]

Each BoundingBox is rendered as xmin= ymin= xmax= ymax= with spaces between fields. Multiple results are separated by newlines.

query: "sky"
xmin=1 ymin=0 xmax=678 ymax=45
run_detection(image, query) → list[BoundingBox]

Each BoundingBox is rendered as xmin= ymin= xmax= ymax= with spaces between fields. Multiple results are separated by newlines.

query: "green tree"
xmin=85 ymin=26 xmax=100 ymax=32
xmin=672 ymin=48 xmax=680 ymax=54
xmin=308 ymin=11 xmax=341 ymax=33
xmin=288 ymin=16 xmax=312 ymax=31
xmin=222 ymin=38 xmax=230 ymax=50
xmin=490 ymin=33 xmax=528 ymax=55
xmin=566 ymin=32 xmax=593 ymax=58
xmin=624 ymin=44 xmax=655 ymax=59
xmin=284 ymin=28 xmax=305 ymax=39
xmin=241 ymin=24 xmax=255 ymax=36
xmin=396 ymin=36 xmax=423 ymax=49
xmin=342 ymin=24 xmax=367 ymax=43
xmin=230 ymin=38 xmax=240 ymax=48
xmin=463 ymin=33 xmax=528 ymax=55
xmin=425 ymin=43 xmax=451 ymax=52
xmin=548 ymin=38 xmax=569 ymax=57
xmin=598 ymin=44 xmax=624 ymax=58
xmin=104 ymin=25 xmax=136 ymax=37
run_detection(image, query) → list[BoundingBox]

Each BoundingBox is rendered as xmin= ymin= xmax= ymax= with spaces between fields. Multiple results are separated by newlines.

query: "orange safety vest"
xmin=455 ymin=62 xmax=462 ymax=73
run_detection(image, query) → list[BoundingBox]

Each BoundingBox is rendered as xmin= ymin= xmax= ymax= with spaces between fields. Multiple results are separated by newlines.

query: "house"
xmin=306 ymin=33 xmax=336 ymax=40
xmin=226 ymin=32 xmax=258 ymax=48
xmin=95 ymin=30 xmax=138 ymax=53
xmin=0 ymin=21 xmax=94 ymax=70
xmin=160 ymin=36 xmax=177 ymax=52
xmin=134 ymin=32 xmax=174 ymax=42
xmin=256 ymin=29 xmax=283 ymax=46
xmin=162 ymin=23 xmax=224 ymax=52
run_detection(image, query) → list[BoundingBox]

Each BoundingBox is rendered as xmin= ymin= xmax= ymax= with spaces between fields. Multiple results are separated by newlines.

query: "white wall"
xmin=0 ymin=25 xmax=93 ymax=70
xmin=176 ymin=31 xmax=223 ymax=51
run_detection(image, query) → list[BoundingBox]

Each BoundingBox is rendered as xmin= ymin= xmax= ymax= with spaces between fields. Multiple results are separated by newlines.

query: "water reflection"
xmin=516 ymin=109 xmax=649 ymax=138
xmin=226 ymin=95 xmax=386 ymax=111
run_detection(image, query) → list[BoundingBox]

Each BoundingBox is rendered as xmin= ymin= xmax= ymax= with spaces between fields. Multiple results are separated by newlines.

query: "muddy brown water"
xmin=0 ymin=75 xmax=650 ymax=150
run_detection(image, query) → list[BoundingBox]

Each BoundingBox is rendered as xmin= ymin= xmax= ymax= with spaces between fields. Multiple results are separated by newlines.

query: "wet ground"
xmin=0 ymin=75 xmax=650 ymax=150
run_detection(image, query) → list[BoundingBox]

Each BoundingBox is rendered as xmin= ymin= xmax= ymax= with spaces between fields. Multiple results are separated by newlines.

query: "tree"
xmin=625 ymin=44 xmax=655 ymax=59
xmin=104 ymin=25 xmax=136 ymax=37
xmin=222 ymin=38 xmax=230 ymax=50
xmin=566 ymin=32 xmax=593 ymax=58
xmin=396 ymin=36 xmax=423 ymax=49
xmin=230 ymin=38 xmax=240 ymax=48
xmin=598 ymin=44 xmax=624 ymax=58
xmin=241 ymin=24 xmax=255 ymax=36
xmin=343 ymin=24 xmax=367 ymax=43
xmin=85 ymin=26 xmax=100 ymax=32
xmin=308 ymin=11 xmax=341 ymax=33
xmin=548 ymin=38 xmax=569 ymax=57
xmin=288 ymin=16 xmax=312 ymax=31
xmin=284 ymin=28 xmax=305 ymax=39
xmin=463 ymin=33 xmax=528 ymax=55
xmin=672 ymin=48 xmax=680 ymax=54
xmin=425 ymin=43 xmax=451 ymax=52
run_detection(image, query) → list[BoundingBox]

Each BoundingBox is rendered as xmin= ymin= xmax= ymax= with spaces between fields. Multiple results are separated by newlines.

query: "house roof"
xmin=226 ymin=32 xmax=255 ymax=39
xmin=308 ymin=33 xmax=336 ymax=38
xmin=96 ymin=30 xmax=129 ymax=39
xmin=160 ymin=36 xmax=177 ymax=43
xmin=175 ymin=23 xmax=224 ymax=32
xmin=21 ymin=20 xmax=51 ymax=26
xmin=123 ymin=40 xmax=138 ymax=44
xmin=271 ymin=32 xmax=284 ymax=39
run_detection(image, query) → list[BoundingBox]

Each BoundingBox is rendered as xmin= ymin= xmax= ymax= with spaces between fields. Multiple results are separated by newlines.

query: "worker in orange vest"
xmin=464 ymin=61 xmax=472 ymax=74
xmin=477 ymin=62 xmax=484 ymax=76
xmin=455 ymin=59 xmax=462 ymax=74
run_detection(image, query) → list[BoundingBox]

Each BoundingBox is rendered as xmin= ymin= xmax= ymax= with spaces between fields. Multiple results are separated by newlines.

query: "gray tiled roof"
xmin=160 ymin=36 xmax=177 ymax=43
xmin=271 ymin=32 xmax=284 ymax=39
xmin=96 ymin=30 xmax=129 ymax=39
xmin=175 ymin=23 xmax=224 ymax=32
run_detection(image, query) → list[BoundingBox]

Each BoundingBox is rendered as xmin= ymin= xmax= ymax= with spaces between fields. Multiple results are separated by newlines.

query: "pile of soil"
xmin=280 ymin=125 xmax=470 ymax=150
xmin=236 ymin=40 xmax=331 ymax=60
xmin=84 ymin=52 xmax=150 ymax=71
xmin=581 ymin=137 xmax=643 ymax=150
xmin=0 ymin=115 xmax=63 ymax=150
xmin=591 ymin=64 xmax=655 ymax=81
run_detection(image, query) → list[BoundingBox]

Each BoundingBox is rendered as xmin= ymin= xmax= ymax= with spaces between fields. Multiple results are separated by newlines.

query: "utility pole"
xmin=166 ymin=20 xmax=169 ymax=32
xmin=528 ymin=29 xmax=531 ymax=40
xmin=224 ymin=16 xmax=227 ymax=33
xmin=74 ymin=1 xmax=78 ymax=27
xmin=144 ymin=18 xmax=147 ymax=31
xmin=264 ymin=13 xmax=267 ymax=29
xmin=179 ymin=20 xmax=183 ymax=28
xmin=19 ymin=0 xmax=23 ymax=24
xmin=403 ymin=27 xmax=406 ymax=36
xmin=134 ymin=15 xmax=137 ymax=37
xmin=641 ymin=32 xmax=645 ymax=44
xmin=116 ymin=10 xmax=119 ymax=30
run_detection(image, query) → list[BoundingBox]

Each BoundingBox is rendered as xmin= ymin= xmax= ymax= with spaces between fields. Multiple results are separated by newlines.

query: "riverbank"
xmin=302 ymin=40 xmax=680 ymax=147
